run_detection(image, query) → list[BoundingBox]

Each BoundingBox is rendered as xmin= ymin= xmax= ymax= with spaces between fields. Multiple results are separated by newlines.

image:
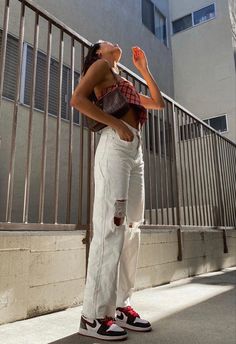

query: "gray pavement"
xmin=0 ymin=267 xmax=235 ymax=344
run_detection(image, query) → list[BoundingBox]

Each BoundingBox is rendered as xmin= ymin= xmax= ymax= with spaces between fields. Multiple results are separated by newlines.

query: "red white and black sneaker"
xmin=79 ymin=314 xmax=128 ymax=341
xmin=115 ymin=306 xmax=152 ymax=332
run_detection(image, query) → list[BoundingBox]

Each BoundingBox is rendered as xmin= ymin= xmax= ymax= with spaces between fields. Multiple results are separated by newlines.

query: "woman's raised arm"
xmin=132 ymin=46 xmax=165 ymax=110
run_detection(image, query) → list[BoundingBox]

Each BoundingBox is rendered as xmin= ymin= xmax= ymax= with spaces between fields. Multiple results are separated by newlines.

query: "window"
xmin=142 ymin=0 xmax=167 ymax=46
xmin=154 ymin=8 xmax=167 ymax=46
xmin=193 ymin=4 xmax=215 ymax=25
xmin=24 ymin=44 xmax=80 ymax=123
xmin=0 ymin=29 xmax=80 ymax=124
xmin=203 ymin=114 xmax=227 ymax=133
xmin=172 ymin=14 xmax=192 ymax=34
xmin=142 ymin=0 xmax=155 ymax=33
xmin=172 ymin=3 xmax=216 ymax=35
xmin=0 ymin=31 xmax=18 ymax=101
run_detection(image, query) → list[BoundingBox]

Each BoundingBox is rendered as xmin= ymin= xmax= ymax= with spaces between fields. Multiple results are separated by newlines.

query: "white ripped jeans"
xmin=82 ymin=120 xmax=145 ymax=319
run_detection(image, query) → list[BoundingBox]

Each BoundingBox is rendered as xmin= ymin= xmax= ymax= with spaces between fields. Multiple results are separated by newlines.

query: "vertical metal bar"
xmin=218 ymin=138 xmax=229 ymax=226
xmin=225 ymin=141 xmax=234 ymax=226
xmin=145 ymin=98 xmax=153 ymax=224
xmin=201 ymin=124 xmax=211 ymax=225
xmin=5 ymin=2 xmax=25 ymax=222
xmin=183 ymin=114 xmax=190 ymax=223
xmin=53 ymin=29 xmax=64 ymax=224
xmin=199 ymin=123 xmax=209 ymax=225
xmin=171 ymin=103 xmax=182 ymax=225
xmin=188 ymin=116 xmax=196 ymax=224
xmin=180 ymin=110 xmax=188 ymax=225
xmin=157 ymin=107 xmax=164 ymax=224
xmin=77 ymin=44 xmax=85 ymax=225
xmin=166 ymin=102 xmax=175 ymax=224
xmin=66 ymin=36 xmax=75 ymax=224
xmin=189 ymin=117 xmax=198 ymax=225
xmin=151 ymin=109 xmax=159 ymax=224
xmin=196 ymin=122 xmax=205 ymax=225
xmin=208 ymin=131 xmax=219 ymax=225
xmin=38 ymin=21 xmax=52 ymax=223
xmin=185 ymin=113 xmax=194 ymax=224
xmin=225 ymin=142 xmax=233 ymax=226
xmin=229 ymin=144 xmax=236 ymax=225
xmin=213 ymin=134 xmax=226 ymax=226
xmin=204 ymin=127 xmax=215 ymax=226
xmin=192 ymin=120 xmax=200 ymax=226
xmin=23 ymin=12 xmax=39 ymax=223
xmin=162 ymin=106 xmax=169 ymax=224
xmin=0 ymin=0 xmax=10 ymax=111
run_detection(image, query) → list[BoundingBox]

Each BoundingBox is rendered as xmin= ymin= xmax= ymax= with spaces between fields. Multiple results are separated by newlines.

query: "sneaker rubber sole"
xmin=78 ymin=328 xmax=128 ymax=341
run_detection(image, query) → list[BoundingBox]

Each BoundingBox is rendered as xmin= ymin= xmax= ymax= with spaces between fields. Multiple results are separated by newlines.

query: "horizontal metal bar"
xmin=18 ymin=1 xmax=236 ymax=147
xmin=0 ymin=222 xmax=87 ymax=231
xmin=19 ymin=0 xmax=91 ymax=47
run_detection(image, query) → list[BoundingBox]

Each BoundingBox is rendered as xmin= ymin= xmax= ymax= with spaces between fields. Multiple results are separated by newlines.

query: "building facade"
xmin=170 ymin=0 xmax=236 ymax=142
xmin=29 ymin=0 xmax=236 ymax=142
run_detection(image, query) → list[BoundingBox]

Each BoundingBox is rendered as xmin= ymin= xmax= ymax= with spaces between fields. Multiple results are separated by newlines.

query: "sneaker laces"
xmin=121 ymin=306 xmax=140 ymax=318
xmin=101 ymin=316 xmax=115 ymax=327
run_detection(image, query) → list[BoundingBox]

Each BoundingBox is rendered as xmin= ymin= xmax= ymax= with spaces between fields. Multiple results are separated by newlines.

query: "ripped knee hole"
xmin=114 ymin=199 xmax=126 ymax=226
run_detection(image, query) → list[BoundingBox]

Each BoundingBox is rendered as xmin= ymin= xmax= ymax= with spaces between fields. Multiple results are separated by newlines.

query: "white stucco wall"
xmin=0 ymin=228 xmax=235 ymax=324
xmin=169 ymin=0 xmax=236 ymax=143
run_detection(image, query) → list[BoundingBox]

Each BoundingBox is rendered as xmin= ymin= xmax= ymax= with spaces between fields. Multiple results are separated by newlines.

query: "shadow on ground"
xmin=49 ymin=270 xmax=236 ymax=344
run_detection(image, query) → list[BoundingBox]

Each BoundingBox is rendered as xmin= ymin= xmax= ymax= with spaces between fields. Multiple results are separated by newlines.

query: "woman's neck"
xmin=102 ymin=56 xmax=119 ymax=72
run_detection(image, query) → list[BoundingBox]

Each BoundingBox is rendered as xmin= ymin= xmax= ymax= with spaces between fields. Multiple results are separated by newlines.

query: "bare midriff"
xmin=119 ymin=106 xmax=141 ymax=131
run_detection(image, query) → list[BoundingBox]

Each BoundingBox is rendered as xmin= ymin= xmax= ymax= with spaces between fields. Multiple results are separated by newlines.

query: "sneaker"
xmin=115 ymin=306 xmax=152 ymax=332
xmin=79 ymin=315 xmax=128 ymax=341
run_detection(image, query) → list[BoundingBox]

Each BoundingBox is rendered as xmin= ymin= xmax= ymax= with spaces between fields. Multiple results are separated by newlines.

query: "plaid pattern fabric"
xmin=98 ymin=80 xmax=147 ymax=127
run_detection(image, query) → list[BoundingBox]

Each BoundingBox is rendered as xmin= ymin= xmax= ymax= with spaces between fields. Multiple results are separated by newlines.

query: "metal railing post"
xmin=171 ymin=103 xmax=183 ymax=260
xmin=213 ymin=134 xmax=226 ymax=226
xmin=171 ymin=103 xmax=182 ymax=226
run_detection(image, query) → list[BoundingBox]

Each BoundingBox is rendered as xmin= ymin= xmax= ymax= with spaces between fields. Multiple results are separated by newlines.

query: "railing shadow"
xmin=49 ymin=269 xmax=236 ymax=344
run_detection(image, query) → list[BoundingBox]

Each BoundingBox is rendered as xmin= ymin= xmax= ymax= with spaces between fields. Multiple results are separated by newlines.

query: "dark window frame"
xmin=203 ymin=114 xmax=228 ymax=133
xmin=0 ymin=29 xmax=80 ymax=125
xmin=172 ymin=3 xmax=216 ymax=35
xmin=141 ymin=0 xmax=168 ymax=46
xmin=23 ymin=42 xmax=80 ymax=124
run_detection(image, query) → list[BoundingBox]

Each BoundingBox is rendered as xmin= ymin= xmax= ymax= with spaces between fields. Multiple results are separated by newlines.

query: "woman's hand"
xmin=116 ymin=122 xmax=134 ymax=142
xmin=132 ymin=46 xmax=148 ymax=73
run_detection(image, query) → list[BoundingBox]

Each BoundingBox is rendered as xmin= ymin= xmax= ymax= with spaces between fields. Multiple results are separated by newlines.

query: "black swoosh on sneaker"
xmin=117 ymin=313 xmax=124 ymax=320
xmin=85 ymin=319 xmax=97 ymax=328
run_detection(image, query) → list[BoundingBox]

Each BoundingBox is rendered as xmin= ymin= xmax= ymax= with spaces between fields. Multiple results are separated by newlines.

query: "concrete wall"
xmin=0 ymin=228 xmax=235 ymax=324
xmin=169 ymin=0 xmax=236 ymax=143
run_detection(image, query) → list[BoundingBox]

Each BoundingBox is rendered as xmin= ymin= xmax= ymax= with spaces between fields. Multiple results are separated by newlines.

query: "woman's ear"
xmin=96 ymin=50 xmax=102 ymax=58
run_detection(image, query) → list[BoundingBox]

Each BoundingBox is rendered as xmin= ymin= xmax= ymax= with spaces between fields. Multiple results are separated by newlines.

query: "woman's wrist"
xmin=138 ymin=65 xmax=150 ymax=77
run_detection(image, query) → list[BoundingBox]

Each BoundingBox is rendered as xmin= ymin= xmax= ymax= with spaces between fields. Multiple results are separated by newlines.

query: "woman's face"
xmin=97 ymin=41 xmax=122 ymax=61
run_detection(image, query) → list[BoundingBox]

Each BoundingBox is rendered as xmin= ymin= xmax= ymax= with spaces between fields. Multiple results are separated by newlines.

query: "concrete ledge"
xmin=0 ymin=228 xmax=235 ymax=325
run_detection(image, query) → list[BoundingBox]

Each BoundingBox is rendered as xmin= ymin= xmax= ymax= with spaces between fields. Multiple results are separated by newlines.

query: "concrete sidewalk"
xmin=0 ymin=267 xmax=235 ymax=344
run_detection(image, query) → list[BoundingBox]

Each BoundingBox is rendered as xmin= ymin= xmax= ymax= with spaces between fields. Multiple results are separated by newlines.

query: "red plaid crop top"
xmin=97 ymin=78 xmax=147 ymax=127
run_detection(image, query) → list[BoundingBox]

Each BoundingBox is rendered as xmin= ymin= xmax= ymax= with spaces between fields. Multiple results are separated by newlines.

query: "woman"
xmin=70 ymin=40 xmax=165 ymax=341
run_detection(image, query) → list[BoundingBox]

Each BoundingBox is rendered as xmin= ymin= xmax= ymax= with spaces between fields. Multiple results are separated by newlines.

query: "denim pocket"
xmin=112 ymin=129 xmax=136 ymax=145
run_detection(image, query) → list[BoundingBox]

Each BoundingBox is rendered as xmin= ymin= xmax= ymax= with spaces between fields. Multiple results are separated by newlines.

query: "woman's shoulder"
xmin=87 ymin=58 xmax=111 ymax=74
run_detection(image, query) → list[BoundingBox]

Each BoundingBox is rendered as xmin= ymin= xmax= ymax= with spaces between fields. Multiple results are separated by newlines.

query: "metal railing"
xmin=0 ymin=0 xmax=235 ymax=236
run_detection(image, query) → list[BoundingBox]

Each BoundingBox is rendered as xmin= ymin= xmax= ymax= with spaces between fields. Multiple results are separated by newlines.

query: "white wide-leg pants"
xmin=82 ymin=120 xmax=145 ymax=319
